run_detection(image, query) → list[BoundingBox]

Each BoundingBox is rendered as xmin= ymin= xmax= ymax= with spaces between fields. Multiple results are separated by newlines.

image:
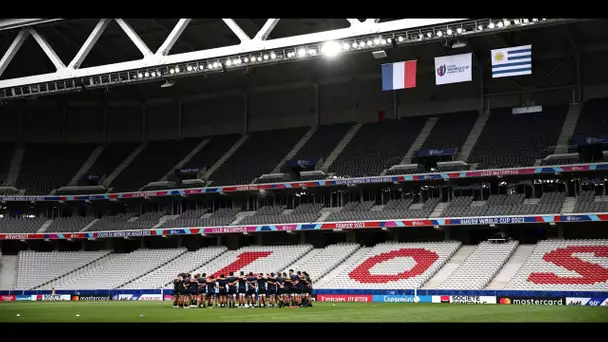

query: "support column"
xmin=177 ymin=99 xmax=183 ymax=140
xmin=102 ymin=105 xmax=108 ymax=143
xmin=141 ymin=104 xmax=146 ymax=142
xmin=574 ymin=51 xmax=582 ymax=103
xmin=444 ymin=227 xmax=450 ymax=241
xmin=299 ymin=232 xmax=305 ymax=244
xmin=243 ymin=92 xmax=249 ymax=133
xmin=393 ymin=91 xmax=399 ymax=119
xmin=557 ymin=224 xmax=564 ymax=239
xmin=314 ymin=83 xmax=320 ymax=126
xmin=346 ymin=230 xmax=355 ymax=243
xmin=255 ymin=233 xmax=263 ymax=245
xmin=216 ymin=235 xmax=223 ymax=246
xmin=61 ymin=105 xmax=67 ymax=142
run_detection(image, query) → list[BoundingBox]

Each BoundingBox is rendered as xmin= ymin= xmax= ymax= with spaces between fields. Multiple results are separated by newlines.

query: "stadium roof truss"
xmin=0 ymin=18 xmax=572 ymax=100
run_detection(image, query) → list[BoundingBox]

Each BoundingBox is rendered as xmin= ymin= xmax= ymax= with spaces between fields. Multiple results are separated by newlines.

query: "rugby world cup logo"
xmin=436 ymin=64 xmax=446 ymax=77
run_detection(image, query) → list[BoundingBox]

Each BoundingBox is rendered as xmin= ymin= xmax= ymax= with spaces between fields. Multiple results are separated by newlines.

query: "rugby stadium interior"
xmin=0 ymin=18 xmax=607 ymax=315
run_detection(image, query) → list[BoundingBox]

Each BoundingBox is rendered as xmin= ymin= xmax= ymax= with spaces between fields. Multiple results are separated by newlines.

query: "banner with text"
xmin=435 ymin=53 xmax=472 ymax=85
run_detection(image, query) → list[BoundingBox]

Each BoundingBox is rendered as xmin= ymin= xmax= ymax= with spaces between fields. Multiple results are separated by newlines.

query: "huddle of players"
xmin=173 ymin=269 xmax=313 ymax=308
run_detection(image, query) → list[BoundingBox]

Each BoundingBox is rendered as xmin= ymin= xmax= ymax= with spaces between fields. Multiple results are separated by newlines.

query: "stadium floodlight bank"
xmin=0 ymin=18 xmax=572 ymax=101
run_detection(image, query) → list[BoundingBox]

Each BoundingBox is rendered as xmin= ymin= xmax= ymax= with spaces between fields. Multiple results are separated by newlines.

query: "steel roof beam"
xmin=156 ymin=19 xmax=191 ymax=56
xmin=222 ymin=19 xmax=251 ymax=43
xmin=0 ymin=18 xmax=477 ymax=89
xmin=253 ymin=19 xmax=280 ymax=41
xmin=68 ymin=19 xmax=110 ymax=69
xmin=0 ymin=18 xmax=63 ymax=31
xmin=0 ymin=30 xmax=29 ymax=78
xmin=29 ymin=29 xmax=66 ymax=70
xmin=115 ymin=19 xmax=153 ymax=57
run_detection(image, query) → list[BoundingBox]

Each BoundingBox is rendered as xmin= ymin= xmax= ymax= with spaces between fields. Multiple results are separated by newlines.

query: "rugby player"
xmin=246 ymin=272 xmax=257 ymax=308
xmin=189 ymin=274 xmax=200 ymax=308
xmin=290 ymin=270 xmax=300 ymax=306
xmin=237 ymin=271 xmax=247 ymax=308
xmin=257 ymin=273 xmax=267 ymax=307
xmin=276 ymin=272 xmax=285 ymax=308
xmin=198 ymin=273 xmax=208 ymax=308
xmin=301 ymin=271 xmax=313 ymax=307
xmin=283 ymin=271 xmax=294 ymax=306
xmin=227 ymin=272 xmax=238 ymax=308
xmin=206 ymin=275 xmax=216 ymax=307
xmin=172 ymin=274 xmax=182 ymax=308
xmin=266 ymin=273 xmax=277 ymax=307
xmin=182 ymin=273 xmax=192 ymax=308
xmin=216 ymin=274 xmax=228 ymax=308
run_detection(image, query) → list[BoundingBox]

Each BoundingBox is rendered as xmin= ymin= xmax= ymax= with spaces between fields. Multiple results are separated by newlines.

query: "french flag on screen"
xmin=381 ymin=60 xmax=417 ymax=91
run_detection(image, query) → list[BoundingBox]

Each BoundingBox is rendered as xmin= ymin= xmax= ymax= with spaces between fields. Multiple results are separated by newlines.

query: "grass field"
xmin=1 ymin=301 xmax=607 ymax=322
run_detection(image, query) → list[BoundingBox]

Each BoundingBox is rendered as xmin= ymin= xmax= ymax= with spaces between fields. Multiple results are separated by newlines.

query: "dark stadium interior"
xmin=0 ymin=19 xmax=608 ymax=302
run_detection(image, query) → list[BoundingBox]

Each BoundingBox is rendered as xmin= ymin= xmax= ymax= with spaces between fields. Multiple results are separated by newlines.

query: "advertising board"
xmin=72 ymin=295 xmax=111 ymax=301
xmin=450 ymin=296 xmax=497 ymax=304
xmin=565 ymin=297 xmax=608 ymax=306
xmin=316 ymin=294 xmax=372 ymax=302
xmin=1 ymin=295 xmax=15 ymax=302
xmin=498 ymin=297 xmax=565 ymax=305
xmin=138 ymin=294 xmax=162 ymax=301
xmin=372 ymin=295 xmax=432 ymax=303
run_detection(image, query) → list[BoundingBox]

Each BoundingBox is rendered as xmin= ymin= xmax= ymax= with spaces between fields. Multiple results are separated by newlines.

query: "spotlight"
xmin=373 ymin=38 xmax=380 ymax=45
xmin=446 ymin=29 xmax=453 ymax=35
xmin=256 ymin=56 xmax=262 ymax=61
xmin=174 ymin=66 xmax=180 ymax=73
xmin=436 ymin=30 xmax=443 ymax=37
xmin=541 ymin=18 xmax=547 ymax=21
xmin=418 ymin=34 xmax=423 ymax=40
xmin=212 ymin=62 xmax=219 ymax=68
xmin=514 ymin=19 xmax=521 ymax=25
xmin=199 ymin=64 xmax=205 ymax=70
xmin=497 ymin=21 xmax=504 ymax=28
xmin=234 ymin=58 xmax=241 ymax=64
xmin=380 ymin=38 xmax=386 ymax=44
xmin=352 ymin=42 xmax=358 ymax=49
xmin=532 ymin=18 xmax=539 ymax=22
xmin=398 ymin=36 xmax=404 ymax=42
xmin=477 ymin=25 xmax=484 ymax=31
xmin=386 ymin=37 xmax=392 ymax=43
xmin=503 ymin=19 xmax=511 ymax=27
xmin=150 ymin=71 xmax=156 ymax=77
xmin=488 ymin=22 xmax=495 ymax=29
xmin=322 ymin=41 xmax=341 ymax=57
xmin=186 ymin=65 xmax=193 ymax=71
xmin=359 ymin=41 xmax=365 ymax=48
xmin=207 ymin=63 xmax=213 ymax=69
xmin=426 ymin=32 xmax=432 ymax=38
xmin=137 ymin=73 xmax=143 ymax=78
xmin=366 ymin=40 xmax=372 ymax=46
xmin=342 ymin=42 xmax=350 ymax=51
xmin=144 ymin=72 xmax=150 ymax=77
xmin=456 ymin=27 xmax=463 ymax=34
xmin=226 ymin=59 xmax=232 ymax=66
xmin=523 ymin=18 xmax=530 ymax=24
xmin=243 ymin=57 xmax=249 ymax=62
xmin=169 ymin=68 xmax=175 ymax=74
xmin=297 ymin=48 xmax=307 ymax=57
xmin=270 ymin=52 xmax=276 ymax=59
xmin=263 ymin=54 xmax=268 ymax=60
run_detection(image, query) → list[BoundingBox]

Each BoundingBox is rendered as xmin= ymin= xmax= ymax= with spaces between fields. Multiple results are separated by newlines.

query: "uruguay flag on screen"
xmin=491 ymin=45 xmax=532 ymax=78
xmin=382 ymin=60 xmax=417 ymax=91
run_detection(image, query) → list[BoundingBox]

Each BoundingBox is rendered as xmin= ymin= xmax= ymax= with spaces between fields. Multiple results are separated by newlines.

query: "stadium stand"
xmin=16 ymin=250 xmax=112 ymax=289
xmin=319 ymin=241 xmax=461 ymax=289
xmin=109 ymin=139 xmax=201 ymax=191
xmin=190 ymin=245 xmax=313 ymax=277
xmin=122 ymin=246 xmax=228 ymax=289
xmin=180 ymin=134 xmax=241 ymax=174
xmin=437 ymin=240 xmax=519 ymax=289
xmin=329 ymin=118 xmax=428 ymax=177
xmin=504 ymin=239 xmax=608 ymax=291
xmin=291 ymin=123 xmax=354 ymax=162
xmin=56 ymin=248 xmax=187 ymax=290
xmin=0 ymin=216 xmax=45 ymax=233
xmin=467 ymin=106 xmax=567 ymax=169
xmin=84 ymin=211 xmax=166 ymax=232
xmin=17 ymin=143 xmax=96 ymax=195
xmin=419 ymin=111 xmax=478 ymax=150
xmin=573 ymin=190 xmax=608 ymax=213
xmin=239 ymin=203 xmax=324 ymax=225
xmin=160 ymin=207 xmax=241 ymax=228
xmin=45 ymin=216 xmax=96 ymax=233
xmin=210 ymin=127 xmax=308 ymax=186
xmin=441 ymin=192 xmax=565 ymax=217
xmin=0 ymin=143 xmax=15 ymax=185
xmin=285 ymin=243 xmax=360 ymax=282
xmin=572 ymin=97 xmax=608 ymax=138
xmin=79 ymin=143 xmax=137 ymax=186
xmin=324 ymin=198 xmax=439 ymax=221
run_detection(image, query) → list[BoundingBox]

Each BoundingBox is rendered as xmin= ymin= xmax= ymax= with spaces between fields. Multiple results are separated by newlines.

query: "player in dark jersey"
xmin=198 ymin=273 xmax=208 ymax=308
xmin=227 ymin=272 xmax=238 ymax=308
xmin=289 ymin=270 xmax=300 ymax=306
xmin=237 ymin=271 xmax=247 ymax=308
xmin=206 ymin=275 xmax=216 ymax=308
xmin=283 ymin=271 xmax=293 ymax=306
xmin=172 ymin=274 xmax=182 ymax=308
xmin=302 ymin=271 xmax=313 ymax=307
xmin=182 ymin=274 xmax=192 ymax=309
xmin=189 ymin=274 xmax=200 ymax=308
xmin=216 ymin=274 xmax=228 ymax=308
xmin=276 ymin=272 xmax=285 ymax=308
xmin=266 ymin=273 xmax=277 ymax=307
xmin=246 ymin=272 xmax=257 ymax=308
xmin=256 ymin=273 xmax=267 ymax=308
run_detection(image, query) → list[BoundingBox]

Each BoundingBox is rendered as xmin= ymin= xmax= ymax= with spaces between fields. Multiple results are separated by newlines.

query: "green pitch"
xmin=1 ymin=302 xmax=607 ymax=322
